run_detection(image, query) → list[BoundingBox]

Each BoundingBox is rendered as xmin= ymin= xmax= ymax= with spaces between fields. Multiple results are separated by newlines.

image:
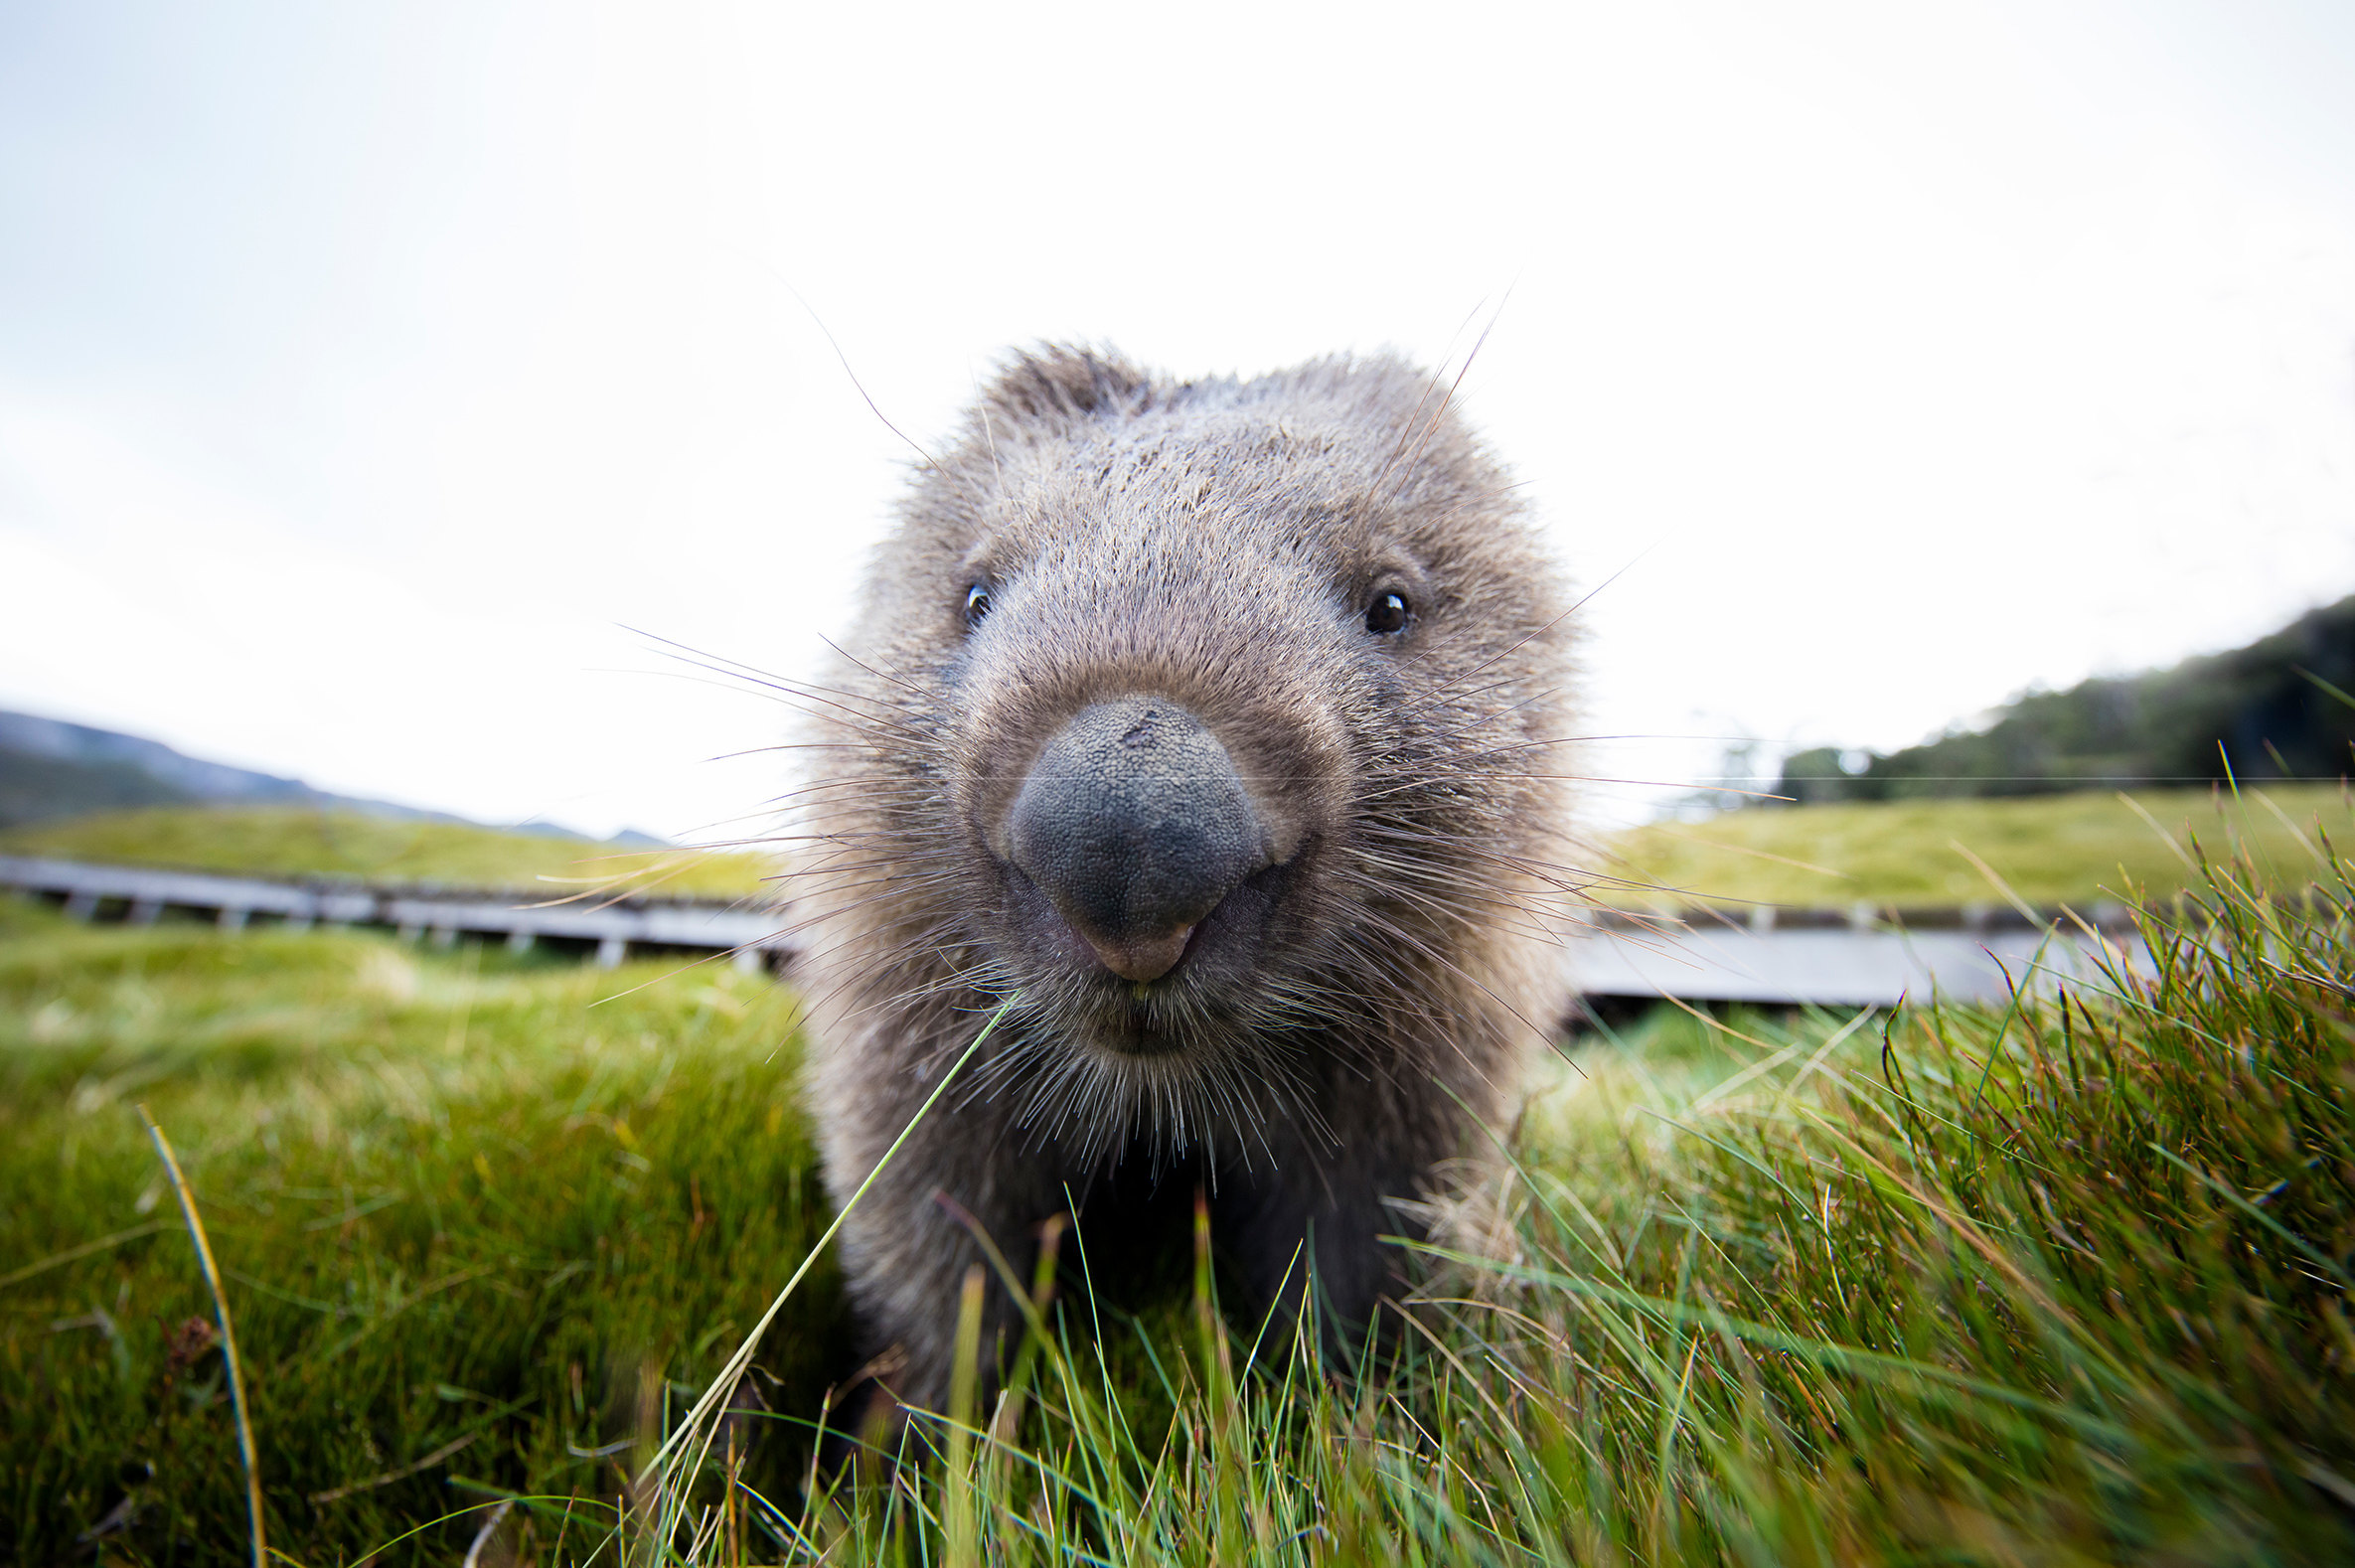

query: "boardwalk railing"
xmin=1565 ymin=902 xmax=2149 ymax=1010
xmin=0 ymin=855 xmax=788 ymax=971
xmin=4 ymin=854 xmax=2151 ymax=1007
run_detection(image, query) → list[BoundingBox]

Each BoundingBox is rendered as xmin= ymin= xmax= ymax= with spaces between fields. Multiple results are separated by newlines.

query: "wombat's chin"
xmin=1070 ymin=1008 xmax=1189 ymax=1059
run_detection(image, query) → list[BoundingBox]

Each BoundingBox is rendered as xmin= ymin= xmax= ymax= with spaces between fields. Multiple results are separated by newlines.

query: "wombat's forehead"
xmin=981 ymin=414 xmax=1399 ymax=557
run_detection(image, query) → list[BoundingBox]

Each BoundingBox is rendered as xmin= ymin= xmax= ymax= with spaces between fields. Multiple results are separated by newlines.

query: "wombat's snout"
xmin=1006 ymin=698 xmax=1273 ymax=983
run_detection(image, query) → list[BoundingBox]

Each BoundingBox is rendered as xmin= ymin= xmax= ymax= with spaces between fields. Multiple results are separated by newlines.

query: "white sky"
xmin=2 ymin=1 xmax=2351 ymax=838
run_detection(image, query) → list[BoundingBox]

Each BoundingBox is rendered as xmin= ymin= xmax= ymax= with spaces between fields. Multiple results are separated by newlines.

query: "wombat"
xmin=790 ymin=345 xmax=1576 ymax=1415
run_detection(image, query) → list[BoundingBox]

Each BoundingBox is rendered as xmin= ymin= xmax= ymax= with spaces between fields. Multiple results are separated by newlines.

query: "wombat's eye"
xmin=1364 ymin=590 xmax=1411 ymax=635
xmin=964 ymin=583 xmax=993 ymax=628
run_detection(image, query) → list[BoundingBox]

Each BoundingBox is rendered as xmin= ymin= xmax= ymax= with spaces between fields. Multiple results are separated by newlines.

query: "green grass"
xmin=0 ymin=805 xmax=774 ymax=900
xmin=1600 ymin=782 xmax=2347 ymax=909
xmin=5 ymin=820 xmax=2353 ymax=1563
xmin=1 ymin=912 xmax=836 ymax=1560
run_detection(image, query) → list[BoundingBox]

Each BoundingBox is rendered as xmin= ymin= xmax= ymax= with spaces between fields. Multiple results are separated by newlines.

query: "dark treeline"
xmin=1776 ymin=593 xmax=2355 ymax=804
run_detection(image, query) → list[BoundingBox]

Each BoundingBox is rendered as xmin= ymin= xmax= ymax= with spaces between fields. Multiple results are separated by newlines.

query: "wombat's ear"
xmin=980 ymin=345 xmax=1156 ymax=437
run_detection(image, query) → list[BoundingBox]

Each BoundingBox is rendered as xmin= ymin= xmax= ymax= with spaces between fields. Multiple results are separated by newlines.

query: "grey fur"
xmin=788 ymin=346 xmax=1577 ymax=1413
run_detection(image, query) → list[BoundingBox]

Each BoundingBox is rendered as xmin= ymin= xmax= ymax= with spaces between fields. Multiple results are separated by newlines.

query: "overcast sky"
xmin=3 ymin=1 xmax=2352 ymax=839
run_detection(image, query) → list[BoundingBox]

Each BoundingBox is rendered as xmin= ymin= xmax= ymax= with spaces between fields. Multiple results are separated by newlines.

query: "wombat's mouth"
xmin=997 ymin=857 xmax=1296 ymax=1036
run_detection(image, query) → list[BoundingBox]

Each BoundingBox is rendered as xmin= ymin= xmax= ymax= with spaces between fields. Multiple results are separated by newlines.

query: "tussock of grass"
xmin=0 ymin=908 xmax=836 ymax=1559
xmin=0 ymin=805 xmax=774 ymax=899
xmin=1603 ymin=782 xmax=2345 ymax=908
xmin=6 ymin=808 xmax=2354 ymax=1563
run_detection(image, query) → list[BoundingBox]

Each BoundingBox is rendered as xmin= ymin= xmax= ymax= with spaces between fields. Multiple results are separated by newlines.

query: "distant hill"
xmin=0 ymin=708 xmax=664 ymax=846
xmin=0 ymin=805 xmax=755 ymax=896
xmin=0 ymin=707 xmax=460 ymax=829
xmin=1776 ymin=594 xmax=2355 ymax=804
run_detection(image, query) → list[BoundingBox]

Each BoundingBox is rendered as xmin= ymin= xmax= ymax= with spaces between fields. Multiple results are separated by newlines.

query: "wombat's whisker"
xmin=1352 ymin=826 xmax=1601 ymax=889
xmin=1342 ymin=875 xmax=1565 ymax=950
xmin=809 ymin=630 xmax=949 ymax=710
xmin=651 ymin=655 xmax=931 ymax=732
xmin=620 ymin=659 xmax=931 ymax=739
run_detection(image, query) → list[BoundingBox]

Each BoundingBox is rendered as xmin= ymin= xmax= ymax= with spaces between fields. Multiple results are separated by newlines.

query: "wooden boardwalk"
xmin=0 ymin=854 xmax=789 ymax=971
xmin=1565 ymin=904 xmax=2148 ymax=1009
xmin=3 ymin=855 xmax=2149 ymax=1007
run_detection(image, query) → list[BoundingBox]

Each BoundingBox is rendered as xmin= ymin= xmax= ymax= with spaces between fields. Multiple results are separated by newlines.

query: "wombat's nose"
xmin=1007 ymin=699 xmax=1270 ymax=983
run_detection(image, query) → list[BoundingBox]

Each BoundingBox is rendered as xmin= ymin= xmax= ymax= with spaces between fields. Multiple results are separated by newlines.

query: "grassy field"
xmin=0 ymin=806 xmax=774 ymax=900
xmin=1600 ymin=782 xmax=2348 ymax=909
xmin=9 ymin=788 xmax=2345 ymax=921
xmin=5 ymin=812 xmax=2353 ymax=1563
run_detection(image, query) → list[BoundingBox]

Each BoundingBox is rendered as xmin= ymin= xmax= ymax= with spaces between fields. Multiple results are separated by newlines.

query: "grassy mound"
xmin=0 ymin=915 xmax=835 ymax=1559
xmin=0 ymin=805 xmax=774 ymax=900
xmin=4 ymin=829 xmax=2352 ymax=1562
xmin=1600 ymin=782 xmax=2345 ymax=909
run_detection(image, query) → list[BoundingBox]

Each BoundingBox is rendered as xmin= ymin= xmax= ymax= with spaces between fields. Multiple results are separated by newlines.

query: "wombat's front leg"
xmin=1212 ymin=1150 xmax=1431 ymax=1367
xmin=827 ymin=1111 xmax=1066 ymax=1420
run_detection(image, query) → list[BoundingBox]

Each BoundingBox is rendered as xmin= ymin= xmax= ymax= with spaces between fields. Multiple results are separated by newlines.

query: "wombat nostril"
xmin=1006 ymin=697 xmax=1268 ymax=982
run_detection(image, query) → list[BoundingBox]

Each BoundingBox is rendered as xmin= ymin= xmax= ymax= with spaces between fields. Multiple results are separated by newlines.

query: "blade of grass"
xmin=2294 ymin=664 xmax=2355 ymax=712
xmin=639 ymin=997 xmax=1017 ymax=1548
xmin=2147 ymin=1143 xmax=2354 ymax=1290
xmin=1949 ymin=838 xmax=2045 ymax=926
xmin=1412 ymin=1241 xmax=2130 ymax=1440
xmin=946 ymin=1262 xmax=986 ymax=1568
xmin=0 ymin=1217 xmax=174 ymax=1291
xmin=139 ymin=1103 xmax=266 ymax=1568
